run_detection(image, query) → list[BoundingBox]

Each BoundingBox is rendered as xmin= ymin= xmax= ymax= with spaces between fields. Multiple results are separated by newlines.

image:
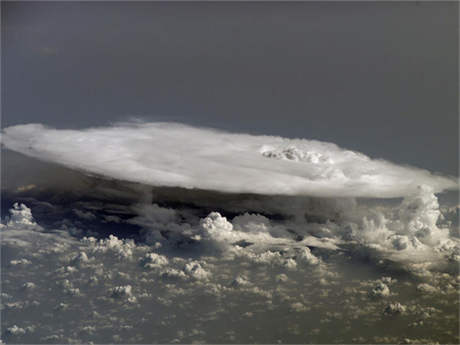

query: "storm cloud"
xmin=1 ymin=122 xmax=456 ymax=198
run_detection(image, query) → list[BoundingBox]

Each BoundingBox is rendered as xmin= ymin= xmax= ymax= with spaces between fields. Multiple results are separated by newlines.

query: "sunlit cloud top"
xmin=1 ymin=122 xmax=456 ymax=198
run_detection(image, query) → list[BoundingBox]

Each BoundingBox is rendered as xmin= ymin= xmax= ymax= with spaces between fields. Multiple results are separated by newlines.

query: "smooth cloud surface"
xmin=1 ymin=122 xmax=456 ymax=197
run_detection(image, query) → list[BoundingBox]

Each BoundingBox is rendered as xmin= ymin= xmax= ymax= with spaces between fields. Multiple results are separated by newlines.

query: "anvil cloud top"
xmin=1 ymin=122 xmax=456 ymax=198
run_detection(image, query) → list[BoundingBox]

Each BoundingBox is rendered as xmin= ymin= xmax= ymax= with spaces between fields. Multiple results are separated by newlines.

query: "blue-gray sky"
xmin=2 ymin=1 xmax=458 ymax=176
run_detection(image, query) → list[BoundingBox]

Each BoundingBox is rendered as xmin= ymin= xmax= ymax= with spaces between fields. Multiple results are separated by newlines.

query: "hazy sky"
xmin=2 ymin=1 xmax=458 ymax=176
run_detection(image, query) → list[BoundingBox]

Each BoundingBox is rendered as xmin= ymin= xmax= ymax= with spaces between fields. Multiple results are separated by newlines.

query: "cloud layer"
xmin=2 ymin=122 xmax=458 ymax=343
xmin=1 ymin=202 xmax=459 ymax=343
xmin=1 ymin=122 xmax=456 ymax=198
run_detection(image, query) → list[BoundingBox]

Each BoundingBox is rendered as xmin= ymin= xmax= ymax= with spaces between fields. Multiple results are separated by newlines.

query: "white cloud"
xmin=199 ymin=212 xmax=237 ymax=248
xmin=384 ymin=302 xmax=406 ymax=315
xmin=371 ymin=281 xmax=390 ymax=297
xmin=10 ymin=258 xmax=32 ymax=266
xmin=4 ymin=203 xmax=40 ymax=230
xmin=232 ymin=213 xmax=271 ymax=233
xmin=296 ymin=247 xmax=320 ymax=266
xmin=82 ymin=235 xmax=135 ymax=259
xmin=21 ymin=282 xmax=36 ymax=290
xmin=230 ymin=275 xmax=251 ymax=288
xmin=290 ymin=302 xmax=309 ymax=312
xmin=276 ymin=273 xmax=288 ymax=283
xmin=6 ymin=325 xmax=26 ymax=336
xmin=72 ymin=251 xmax=90 ymax=265
xmin=184 ymin=261 xmax=211 ymax=281
xmin=2 ymin=122 xmax=456 ymax=198
xmin=3 ymin=126 xmax=457 ymax=279
xmin=416 ymin=283 xmax=440 ymax=294
xmin=59 ymin=279 xmax=81 ymax=296
xmin=110 ymin=285 xmax=133 ymax=298
xmin=141 ymin=252 xmax=169 ymax=269
xmin=0 ymin=217 xmax=457 ymax=344
xmin=1 ymin=190 xmax=458 ymax=343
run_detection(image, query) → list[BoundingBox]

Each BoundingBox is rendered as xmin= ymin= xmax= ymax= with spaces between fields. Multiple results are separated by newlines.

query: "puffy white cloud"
xmin=110 ymin=285 xmax=133 ymax=298
xmin=275 ymin=273 xmax=288 ymax=283
xmin=261 ymin=145 xmax=333 ymax=164
xmin=398 ymin=186 xmax=441 ymax=234
xmin=200 ymin=212 xmax=234 ymax=240
xmin=141 ymin=252 xmax=169 ymax=269
xmin=80 ymin=325 xmax=96 ymax=335
xmin=416 ymin=283 xmax=440 ymax=294
xmin=230 ymin=275 xmax=251 ymax=288
xmin=59 ymin=279 xmax=81 ymax=296
xmin=21 ymin=282 xmax=36 ymax=290
xmin=389 ymin=235 xmax=422 ymax=251
xmin=4 ymin=203 xmax=40 ymax=230
xmin=371 ymin=281 xmax=390 ymax=297
xmin=238 ymin=250 xmax=295 ymax=269
xmin=82 ymin=235 xmax=135 ymax=259
xmin=290 ymin=302 xmax=309 ymax=312
xmin=72 ymin=251 xmax=90 ymax=265
xmin=380 ymin=276 xmax=397 ymax=285
xmin=6 ymin=325 xmax=26 ymax=336
xmin=184 ymin=261 xmax=211 ymax=281
xmin=384 ymin=302 xmax=406 ymax=315
xmin=54 ymin=302 xmax=69 ymax=311
xmin=10 ymin=258 xmax=32 ymax=266
xmin=296 ymin=247 xmax=320 ymax=266
xmin=232 ymin=213 xmax=271 ymax=233
xmin=160 ymin=267 xmax=187 ymax=280
xmin=195 ymin=211 xmax=334 ymax=266
xmin=2 ymin=122 xmax=456 ymax=198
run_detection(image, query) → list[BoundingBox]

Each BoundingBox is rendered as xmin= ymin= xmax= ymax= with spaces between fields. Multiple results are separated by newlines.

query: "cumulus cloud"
xmin=370 ymin=281 xmax=391 ymax=297
xmin=416 ymin=283 xmax=440 ymax=294
xmin=184 ymin=261 xmax=211 ymax=281
xmin=128 ymin=190 xmax=457 ymax=272
xmin=384 ymin=302 xmax=406 ymax=315
xmin=4 ymin=203 xmax=40 ymax=230
xmin=0 ymin=122 xmax=458 ymax=344
xmin=141 ymin=252 xmax=169 ymax=269
xmin=10 ymin=258 xmax=32 ymax=266
xmin=6 ymin=325 xmax=26 ymax=336
xmin=110 ymin=285 xmax=133 ymax=298
xmin=82 ymin=235 xmax=135 ymax=259
xmin=2 ymin=124 xmax=457 ymax=274
xmin=1 ymin=202 xmax=458 ymax=344
xmin=1 ymin=122 xmax=456 ymax=198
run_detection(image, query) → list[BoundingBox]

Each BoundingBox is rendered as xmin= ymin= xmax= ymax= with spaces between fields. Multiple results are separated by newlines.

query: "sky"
xmin=2 ymin=1 xmax=458 ymax=177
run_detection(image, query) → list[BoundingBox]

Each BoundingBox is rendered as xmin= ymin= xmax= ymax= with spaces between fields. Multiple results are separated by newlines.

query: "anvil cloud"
xmin=1 ymin=122 xmax=456 ymax=198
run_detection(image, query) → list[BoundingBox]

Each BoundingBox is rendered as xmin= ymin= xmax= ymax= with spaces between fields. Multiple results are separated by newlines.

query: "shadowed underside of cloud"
xmin=1 ymin=122 xmax=456 ymax=198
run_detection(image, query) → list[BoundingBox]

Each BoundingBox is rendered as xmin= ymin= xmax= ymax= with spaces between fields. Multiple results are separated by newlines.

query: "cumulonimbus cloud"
xmin=1 ymin=122 xmax=457 ymax=198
